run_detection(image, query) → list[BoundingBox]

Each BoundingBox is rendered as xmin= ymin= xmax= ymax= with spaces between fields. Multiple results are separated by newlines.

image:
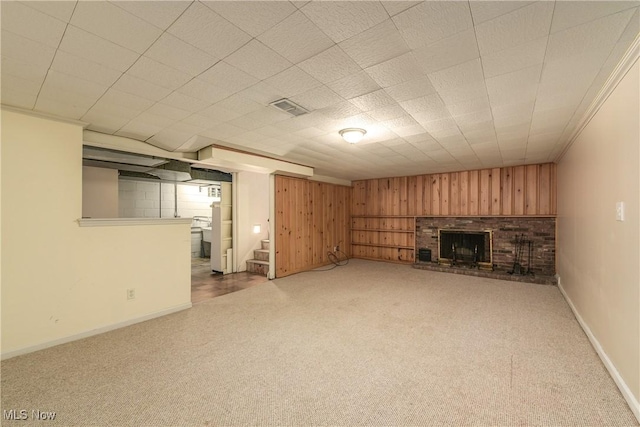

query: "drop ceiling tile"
xmin=1 ymin=30 xmax=56 ymax=67
xmin=43 ymin=70 xmax=108 ymax=99
xmin=469 ymin=1 xmax=535 ymax=25
xmin=147 ymin=103 xmax=192 ymax=121
xmin=71 ymin=2 xmax=162 ymax=54
xmin=349 ymin=89 xmax=396 ymax=112
xmin=492 ymin=101 xmax=536 ymax=121
xmin=99 ymin=89 xmax=155 ymax=112
xmin=198 ymin=61 xmax=259 ymax=95
xmin=82 ymin=109 xmax=130 ymax=132
xmin=486 ymin=64 xmax=541 ymax=106
xmin=167 ymin=2 xmax=251 ymax=60
xmin=182 ymin=114 xmax=221 ymax=129
xmin=145 ymin=33 xmax=218 ymax=77
xmin=290 ymin=85 xmax=344 ymax=111
xmin=258 ymin=11 xmax=334 ymax=63
xmin=368 ymin=104 xmax=407 ymax=121
xmin=381 ymin=1 xmax=421 ymax=17
xmin=34 ymin=96 xmax=93 ymax=119
xmin=1 ymin=55 xmax=48 ymax=82
xmin=301 ymin=1 xmax=388 ymax=43
xmin=339 ymin=20 xmax=410 ymax=68
xmin=1 ymin=2 xmax=67 ymax=48
xmin=148 ymin=129 xmax=191 ymax=151
xmin=475 ymin=2 xmax=554 ymax=56
xmin=412 ymin=28 xmax=479 ymax=75
xmin=111 ymin=1 xmax=191 ymax=30
xmin=175 ymin=78 xmax=235 ymax=105
xmin=236 ymin=82 xmax=283 ymax=105
xmin=298 ymin=46 xmax=362 ymax=84
xmin=381 ymin=115 xmax=420 ymax=130
xmin=264 ymin=66 xmax=323 ymax=98
xmin=409 ymin=107 xmax=451 ymax=124
xmin=24 ymin=1 xmax=76 ymax=22
xmin=437 ymin=81 xmax=488 ymax=105
xmin=200 ymin=123 xmax=246 ymax=140
xmin=364 ymin=53 xmax=423 ymax=88
xmin=127 ymin=56 xmax=192 ymax=91
xmin=551 ymin=1 xmax=637 ymax=34
xmin=447 ymin=96 xmax=491 ymax=117
xmin=1 ymin=88 xmax=37 ymax=110
xmin=214 ymin=94 xmax=264 ymax=116
xmin=428 ymin=58 xmax=484 ymax=93
xmin=224 ymin=40 xmax=292 ymax=80
xmin=59 ymin=26 xmax=139 ymax=72
xmin=481 ymin=36 xmax=547 ymax=78
xmin=160 ymin=92 xmax=211 ymax=113
xmin=546 ymin=9 xmax=636 ymax=63
xmin=199 ymin=104 xmax=245 ymax=122
xmin=203 ymin=1 xmax=296 ymax=37
xmin=133 ymin=111 xmax=179 ymax=128
xmin=383 ymin=77 xmax=437 ymax=103
xmin=1 ymin=74 xmax=42 ymax=97
xmin=326 ymin=71 xmax=381 ymax=99
xmin=51 ymin=51 xmax=122 ymax=87
xmin=393 ymin=1 xmax=472 ymax=49
xmin=400 ymin=93 xmax=446 ymax=115
xmin=112 ymin=75 xmax=172 ymax=102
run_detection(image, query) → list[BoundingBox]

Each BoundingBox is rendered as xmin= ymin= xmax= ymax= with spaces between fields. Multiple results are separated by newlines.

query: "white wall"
xmin=119 ymin=180 xmax=217 ymax=219
xmin=235 ymin=171 xmax=269 ymax=271
xmin=557 ymin=60 xmax=639 ymax=414
xmin=1 ymin=110 xmax=191 ymax=357
xmin=82 ymin=166 xmax=118 ymax=218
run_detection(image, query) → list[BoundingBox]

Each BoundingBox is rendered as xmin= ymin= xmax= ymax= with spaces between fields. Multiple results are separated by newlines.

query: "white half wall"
xmin=235 ymin=171 xmax=269 ymax=272
xmin=1 ymin=110 xmax=191 ymax=358
xmin=556 ymin=60 xmax=639 ymax=417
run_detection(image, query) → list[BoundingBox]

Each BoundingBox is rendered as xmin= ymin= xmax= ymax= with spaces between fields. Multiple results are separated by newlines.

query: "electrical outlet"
xmin=127 ymin=289 xmax=136 ymax=300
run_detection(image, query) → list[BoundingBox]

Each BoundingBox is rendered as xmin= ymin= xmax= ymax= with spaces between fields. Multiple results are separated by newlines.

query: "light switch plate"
xmin=616 ymin=202 xmax=625 ymax=221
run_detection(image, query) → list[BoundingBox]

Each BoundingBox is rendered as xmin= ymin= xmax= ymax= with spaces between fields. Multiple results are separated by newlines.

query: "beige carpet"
xmin=1 ymin=259 xmax=637 ymax=426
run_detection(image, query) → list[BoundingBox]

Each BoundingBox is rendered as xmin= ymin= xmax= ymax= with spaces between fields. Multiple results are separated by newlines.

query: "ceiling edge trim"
xmin=555 ymin=33 xmax=640 ymax=162
xmin=1 ymin=105 xmax=89 ymax=128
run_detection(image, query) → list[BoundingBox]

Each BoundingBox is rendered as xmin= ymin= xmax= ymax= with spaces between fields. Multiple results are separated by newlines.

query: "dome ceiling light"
xmin=339 ymin=128 xmax=366 ymax=144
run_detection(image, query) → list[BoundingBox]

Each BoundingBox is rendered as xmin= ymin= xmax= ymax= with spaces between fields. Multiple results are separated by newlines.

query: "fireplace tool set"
xmin=509 ymin=234 xmax=534 ymax=276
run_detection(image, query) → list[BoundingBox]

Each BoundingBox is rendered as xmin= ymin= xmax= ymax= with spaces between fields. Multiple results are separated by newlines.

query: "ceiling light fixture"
xmin=339 ymin=128 xmax=366 ymax=144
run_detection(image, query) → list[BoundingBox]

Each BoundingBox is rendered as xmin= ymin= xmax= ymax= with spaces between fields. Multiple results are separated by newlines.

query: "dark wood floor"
xmin=191 ymin=258 xmax=269 ymax=304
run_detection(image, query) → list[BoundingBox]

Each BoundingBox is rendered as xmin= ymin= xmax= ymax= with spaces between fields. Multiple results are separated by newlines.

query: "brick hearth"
xmin=415 ymin=217 xmax=556 ymax=281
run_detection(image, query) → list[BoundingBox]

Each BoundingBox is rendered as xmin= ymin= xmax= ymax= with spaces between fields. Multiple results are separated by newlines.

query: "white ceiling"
xmin=1 ymin=1 xmax=638 ymax=180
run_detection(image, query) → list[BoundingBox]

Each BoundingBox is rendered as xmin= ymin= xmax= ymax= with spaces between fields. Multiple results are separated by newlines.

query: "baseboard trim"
xmin=1 ymin=302 xmax=192 ymax=361
xmin=558 ymin=281 xmax=640 ymax=423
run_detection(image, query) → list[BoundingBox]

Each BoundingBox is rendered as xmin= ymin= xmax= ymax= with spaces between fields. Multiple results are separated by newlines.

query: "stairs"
xmin=246 ymin=240 xmax=270 ymax=276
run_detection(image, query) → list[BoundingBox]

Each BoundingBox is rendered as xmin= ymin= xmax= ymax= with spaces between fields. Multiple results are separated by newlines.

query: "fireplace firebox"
xmin=438 ymin=229 xmax=493 ymax=270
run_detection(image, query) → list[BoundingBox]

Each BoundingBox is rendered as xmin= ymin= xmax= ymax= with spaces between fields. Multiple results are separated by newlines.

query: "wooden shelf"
xmin=351 ymin=228 xmax=414 ymax=233
xmin=351 ymin=242 xmax=415 ymax=249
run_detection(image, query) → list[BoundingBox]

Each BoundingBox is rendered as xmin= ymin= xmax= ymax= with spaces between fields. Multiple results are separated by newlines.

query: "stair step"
xmin=261 ymin=239 xmax=270 ymax=250
xmin=254 ymin=249 xmax=269 ymax=261
xmin=246 ymin=259 xmax=269 ymax=276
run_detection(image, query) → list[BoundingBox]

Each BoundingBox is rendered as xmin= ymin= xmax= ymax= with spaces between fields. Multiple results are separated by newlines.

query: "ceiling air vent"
xmin=269 ymin=98 xmax=309 ymax=117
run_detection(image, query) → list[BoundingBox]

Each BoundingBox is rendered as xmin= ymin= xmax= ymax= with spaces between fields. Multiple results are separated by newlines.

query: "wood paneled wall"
xmin=275 ymin=175 xmax=351 ymax=277
xmin=352 ymin=163 xmax=557 ymax=217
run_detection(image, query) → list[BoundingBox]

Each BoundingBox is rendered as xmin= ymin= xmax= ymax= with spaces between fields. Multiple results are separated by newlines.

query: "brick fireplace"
xmin=416 ymin=217 xmax=556 ymax=277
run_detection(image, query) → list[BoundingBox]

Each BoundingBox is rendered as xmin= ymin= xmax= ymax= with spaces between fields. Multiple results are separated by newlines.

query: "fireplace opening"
xmin=438 ymin=229 xmax=493 ymax=270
